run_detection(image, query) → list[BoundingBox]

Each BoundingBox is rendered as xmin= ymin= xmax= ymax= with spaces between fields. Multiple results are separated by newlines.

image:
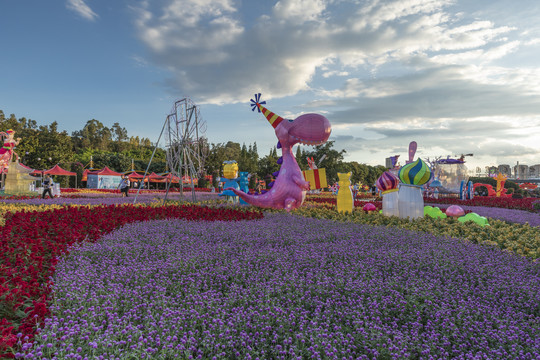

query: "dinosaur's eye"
xmin=288 ymin=119 xmax=294 ymax=122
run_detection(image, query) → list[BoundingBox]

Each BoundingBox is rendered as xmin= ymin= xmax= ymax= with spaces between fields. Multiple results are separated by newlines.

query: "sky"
xmin=2 ymin=0 xmax=540 ymax=174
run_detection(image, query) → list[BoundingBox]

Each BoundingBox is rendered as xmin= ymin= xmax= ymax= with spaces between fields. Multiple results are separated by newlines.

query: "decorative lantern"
xmin=376 ymin=171 xmax=400 ymax=217
xmin=398 ymin=158 xmax=432 ymax=219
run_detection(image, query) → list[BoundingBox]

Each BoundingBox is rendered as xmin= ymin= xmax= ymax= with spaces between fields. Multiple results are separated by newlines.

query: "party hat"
xmin=250 ymin=93 xmax=284 ymax=129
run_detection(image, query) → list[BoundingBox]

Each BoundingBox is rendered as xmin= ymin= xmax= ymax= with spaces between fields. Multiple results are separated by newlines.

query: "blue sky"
xmin=2 ymin=0 xmax=540 ymax=173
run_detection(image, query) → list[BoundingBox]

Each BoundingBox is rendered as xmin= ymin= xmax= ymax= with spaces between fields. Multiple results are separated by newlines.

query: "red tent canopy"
xmin=161 ymin=173 xmax=180 ymax=183
xmin=126 ymin=171 xmax=144 ymax=180
xmin=43 ymin=164 xmax=77 ymax=176
xmin=92 ymin=166 xmax=123 ymax=176
xmin=31 ymin=164 xmax=76 ymax=176
xmin=143 ymin=172 xmax=165 ymax=182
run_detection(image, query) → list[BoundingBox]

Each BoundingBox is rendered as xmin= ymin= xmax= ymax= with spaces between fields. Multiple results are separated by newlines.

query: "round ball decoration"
xmin=376 ymin=171 xmax=399 ymax=193
xmin=362 ymin=203 xmax=377 ymax=212
xmin=446 ymin=205 xmax=465 ymax=218
xmin=398 ymin=158 xmax=432 ymax=186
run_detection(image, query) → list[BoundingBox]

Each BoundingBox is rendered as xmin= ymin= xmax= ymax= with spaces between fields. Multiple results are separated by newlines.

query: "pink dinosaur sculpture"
xmin=226 ymin=94 xmax=331 ymax=211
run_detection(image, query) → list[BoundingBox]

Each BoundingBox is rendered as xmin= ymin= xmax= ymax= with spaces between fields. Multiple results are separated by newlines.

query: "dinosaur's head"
xmin=251 ymin=94 xmax=331 ymax=148
xmin=277 ymin=113 xmax=331 ymax=147
xmin=276 ymin=114 xmax=332 ymax=146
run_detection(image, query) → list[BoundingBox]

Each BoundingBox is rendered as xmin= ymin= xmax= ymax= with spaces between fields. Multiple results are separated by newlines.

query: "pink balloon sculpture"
xmin=446 ymin=205 xmax=465 ymax=218
xmin=226 ymin=94 xmax=331 ymax=211
xmin=362 ymin=203 xmax=377 ymax=212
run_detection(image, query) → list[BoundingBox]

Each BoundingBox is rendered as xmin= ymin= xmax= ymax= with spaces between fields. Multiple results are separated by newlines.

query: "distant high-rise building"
xmin=529 ymin=164 xmax=540 ymax=178
xmin=514 ymin=164 xmax=529 ymax=179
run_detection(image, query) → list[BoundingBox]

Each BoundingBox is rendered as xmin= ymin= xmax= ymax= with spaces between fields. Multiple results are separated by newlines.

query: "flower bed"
xmin=425 ymin=196 xmax=539 ymax=212
xmin=61 ymin=187 xmax=212 ymax=194
xmin=292 ymin=207 xmax=540 ymax=259
xmin=0 ymin=192 xmax=221 ymax=207
xmin=19 ymin=214 xmax=540 ymax=359
xmin=0 ymin=204 xmax=263 ymax=357
xmin=305 ymin=194 xmax=383 ymax=211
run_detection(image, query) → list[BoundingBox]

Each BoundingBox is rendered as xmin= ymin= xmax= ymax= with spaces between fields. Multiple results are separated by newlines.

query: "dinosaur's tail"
xmin=224 ymin=187 xmax=273 ymax=208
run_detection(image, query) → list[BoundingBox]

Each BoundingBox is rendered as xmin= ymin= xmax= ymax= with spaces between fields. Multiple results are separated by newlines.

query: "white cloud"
xmin=273 ymin=0 xmax=328 ymax=22
xmin=130 ymin=0 xmax=540 ymax=167
xmin=66 ymin=0 xmax=98 ymax=21
xmin=132 ymin=0 xmax=525 ymax=105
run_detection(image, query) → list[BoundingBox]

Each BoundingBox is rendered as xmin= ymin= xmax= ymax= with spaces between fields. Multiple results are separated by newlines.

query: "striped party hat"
xmin=250 ymin=93 xmax=284 ymax=129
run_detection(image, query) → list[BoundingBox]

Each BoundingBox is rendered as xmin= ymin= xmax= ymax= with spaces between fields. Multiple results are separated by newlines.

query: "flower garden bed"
xmin=0 ymin=192 xmax=539 ymax=358
xmin=0 ymin=203 xmax=262 ymax=357
xmin=425 ymin=196 xmax=540 ymax=212
xmin=17 ymin=214 xmax=540 ymax=359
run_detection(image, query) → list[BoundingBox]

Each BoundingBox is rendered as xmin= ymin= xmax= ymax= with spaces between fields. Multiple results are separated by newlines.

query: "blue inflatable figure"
xmin=238 ymin=171 xmax=251 ymax=205
xmin=218 ymin=161 xmax=240 ymax=203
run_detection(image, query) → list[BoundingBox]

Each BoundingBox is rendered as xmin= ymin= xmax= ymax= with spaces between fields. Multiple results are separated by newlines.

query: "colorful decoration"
xmin=219 ymin=161 xmax=240 ymax=203
xmin=376 ymin=171 xmax=399 ymax=192
xmin=406 ymin=141 xmax=417 ymax=164
xmin=362 ymin=202 xmax=377 ymax=212
xmin=302 ymin=168 xmax=328 ymax=190
xmin=336 ymin=172 xmax=354 ymax=213
xmin=446 ymin=205 xmax=465 ymax=218
xmin=457 ymin=212 xmax=489 ymax=227
xmin=467 ymin=180 xmax=474 ymax=200
xmin=494 ymin=172 xmax=507 ymax=197
xmin=430 ymin=156 xmax=469 ymax=196
xmin=329 ymin=182 xmax=339 ymax=195
xmin=398 ymin=151 xmax=432 ymax=220
xmin=399 ymin=158 xmax=432 ymax=186
xmin=519 ymin=182 xmax=538 ymax=190
xmin=238 ymin=171 xmax=250 ymax=205
xmin=227 ymin=94 xmax=331 ymax=211
xmin=376 ymin=171 xmax=400 ymax=217
xmin=424 ymin=206 xmax=447 ymax=219
xmin=473 ymin=183 xmax=497 ymax=197
xmin=304 ymin=155 xmax=327 ymax=193
xmin=0 ymin=129 xmax=21 ymax=172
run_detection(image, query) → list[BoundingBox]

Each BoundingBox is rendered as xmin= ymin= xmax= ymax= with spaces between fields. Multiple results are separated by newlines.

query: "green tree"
xmin=257 ymin=147 xmax=280 ymax=180
xmin=21 ymin=122 xmax=75 ymax=170
xmin=205 ymin=141 xmax=242 ymax=185
xmin=72 ymin=119 xmax=112 ymax=151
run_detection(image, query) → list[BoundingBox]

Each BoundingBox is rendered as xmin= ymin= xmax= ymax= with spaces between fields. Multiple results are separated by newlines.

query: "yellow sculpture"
xmin=494 ymin=172 xmax=507 ymax=197
xmin=336 ymin=172 xmax=354 ymax=213
xmin=4 ymin=161 xmax=37 ymax=195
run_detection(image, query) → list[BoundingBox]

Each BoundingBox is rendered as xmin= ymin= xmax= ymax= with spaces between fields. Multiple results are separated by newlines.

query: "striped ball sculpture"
xmin=376 ymin=171 xmax=399 ymax=193
xmin=398 ymin=158 xmax=432 ymax=186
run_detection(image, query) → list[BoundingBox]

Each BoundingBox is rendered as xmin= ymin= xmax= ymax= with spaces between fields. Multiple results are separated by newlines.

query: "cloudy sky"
xmin=2 ymin=0 xmax=540 ymax=173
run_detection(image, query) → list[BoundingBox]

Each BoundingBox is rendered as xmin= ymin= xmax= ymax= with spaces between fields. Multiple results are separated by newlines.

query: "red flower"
xmin=0 ymin=204 xmax=263 ymax=356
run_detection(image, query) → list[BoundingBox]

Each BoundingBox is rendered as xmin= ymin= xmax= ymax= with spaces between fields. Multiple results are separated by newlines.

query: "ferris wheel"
xmin=164 ymin=98 xmax=208 ymax=200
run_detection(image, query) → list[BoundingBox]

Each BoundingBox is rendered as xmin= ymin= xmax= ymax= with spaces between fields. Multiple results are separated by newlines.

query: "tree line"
xmin=0 ymin=110 xmax=385 ymax=188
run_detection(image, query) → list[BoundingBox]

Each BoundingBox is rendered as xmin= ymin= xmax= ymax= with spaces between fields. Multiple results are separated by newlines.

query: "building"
xmin=514 ymin=164 xmax=529 ymax=179
xmin=529 ymin=164 xmax=540 ymax=178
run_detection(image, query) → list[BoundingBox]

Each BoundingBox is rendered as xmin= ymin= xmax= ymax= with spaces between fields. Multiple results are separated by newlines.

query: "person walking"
xmin=118 ymin=175 xmax=130 ymax=197
xmin=42 ymin=174 xmax=54 ymax=199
